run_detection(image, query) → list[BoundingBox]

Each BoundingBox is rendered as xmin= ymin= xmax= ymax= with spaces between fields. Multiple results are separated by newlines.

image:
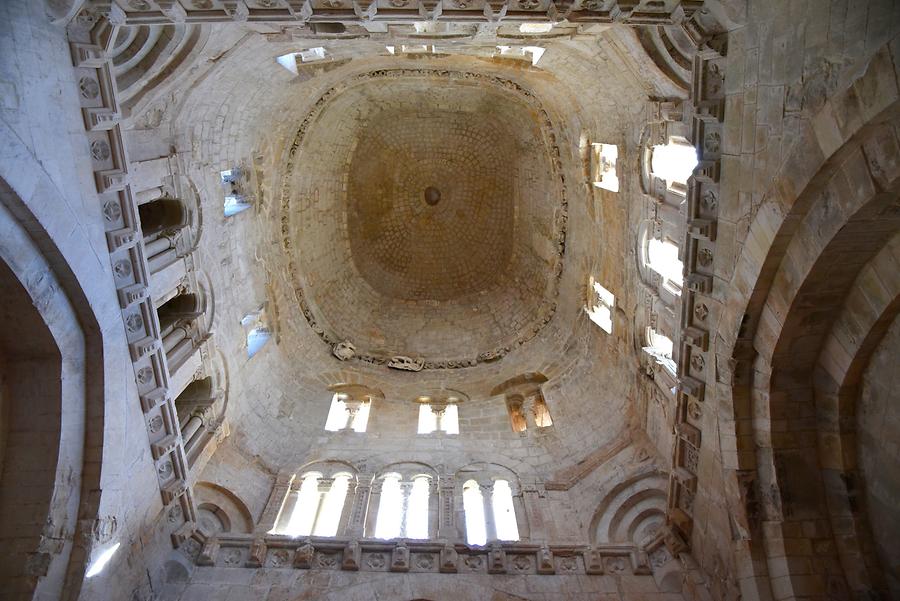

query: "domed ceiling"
xmin=282 ymin=69 xmax=569 ymax=369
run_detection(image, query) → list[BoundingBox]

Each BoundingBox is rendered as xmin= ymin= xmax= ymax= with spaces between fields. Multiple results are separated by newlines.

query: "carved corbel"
xmin=353 ymin=0 xmax=377 ymax=19
xmin=420 ymin=0 xmax=443 ymax=20
xmin=483 ymin=0 xmax=507 ymax=21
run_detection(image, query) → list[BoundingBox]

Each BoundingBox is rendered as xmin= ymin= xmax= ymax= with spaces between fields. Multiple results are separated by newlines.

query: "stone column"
xmin=344 ymin=473 xmax=372 ymax=537
xmin=163 ymin=325 xmax=188 ymax=353
xmin=521 ymin=483 xmax=545 ymax=542
xmin=146 ymin=233 xmax=181 ymax=273
xmin=481 ymin=481 xmax=497 ymax=542
xmin=258 ymin=472 xmax=295 ymax=534
xmin=364 ymin=478 xmax=383 ymax=538
xmin=437 ymin=477 xmax=455 ymax=540
xmin=181 ymin=415 xmax=203 ymax=443
xmin=399 ymin=480 xmax=413 ymax=537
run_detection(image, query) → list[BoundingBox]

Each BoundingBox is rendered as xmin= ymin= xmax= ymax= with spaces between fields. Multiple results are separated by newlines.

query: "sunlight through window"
xmin=492 ymin=480 xmax=520 ymax=541
xmin=313 ymin=474 xmax=349 ymax=536
xmin=283 ymin=472 xmax=321 ymax=537
xmin=651 ymin=141 xmax=698 ymax=186
xmin=374 ymin=474 xmax=403 ymax=539
xmin=405 ymin=477 xmax=430 ymax=539
xmin=586 ymin=279 xmax=615 ymax=333
xmin=418 ymin=404 xmax=437 ymax=434
xmin=648 ymin=238 xmax=684 ymax=291
xmin=463 ymin=480 xmax=487 ymax=545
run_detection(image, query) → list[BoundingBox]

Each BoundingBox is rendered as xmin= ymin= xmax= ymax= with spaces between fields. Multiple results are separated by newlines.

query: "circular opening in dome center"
xmin=424 ymin=186 xmax=441 ymax=206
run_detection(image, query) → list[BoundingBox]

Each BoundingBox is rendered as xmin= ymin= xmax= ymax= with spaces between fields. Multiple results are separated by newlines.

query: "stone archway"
xmin=712 ymin=41 xmax=900 ymax=601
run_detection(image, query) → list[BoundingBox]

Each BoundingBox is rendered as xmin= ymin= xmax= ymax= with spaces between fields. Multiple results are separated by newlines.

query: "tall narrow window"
xmin=374 ymin=474 xmax=403 ymax=539
xmin=313 ymin=474 xmax=349 ymax=536
xmin=221 ymin=169 xmax=252 ymax=216
xmin=405 ymin=476 xmax=430 ymax=539
xmin=463 ymin=480 xmax=487 ymax=546
xmin=648 ymin=238 xmax=684 ymax=293
xmin=281 ymin=472 xmax=321 ymax=537
xmin=242 ymin=309 xmax=271 ymax=358
xmin=324 ymin=395 xmax=370 ymax=432
xmin=492 ymin=480 xmax=520 ymax=541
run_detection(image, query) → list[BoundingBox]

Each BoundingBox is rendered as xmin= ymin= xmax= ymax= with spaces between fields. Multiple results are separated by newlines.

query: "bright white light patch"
xmin=86 ymin=542 xmax=120 ymax=578
xmin=298 ymin=46 xmax=327 ymax=62
xmin=520 ymin=23 xmax=553 ymax=33
xmin=651 ymin=142 xmax=698 ymax=186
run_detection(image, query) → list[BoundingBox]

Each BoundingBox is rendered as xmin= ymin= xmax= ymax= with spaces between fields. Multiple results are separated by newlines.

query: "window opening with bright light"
xmin=591 ymin=143 xmax=619 ymax=192
xmin=417 ymin=403 xmax=459 ymax=434
xmin=373 ymin=473 xmax=431 ymax=540
xmin=643 ymin=328 xmax=676 ymax=375
xmin=586 ymin=279 xmax=615 ymax=333
xmin=271 ymin=471 xmax=351 ymax=537
xmin=462 ymin=478 xmax=520 ymax=545
xmin=648 ymin=237 xmax=684 ymax=293
xmin=651 ymin=140 xmax=697 ymax=188
xmin=324 ymin=394 xmax=370 ymax=432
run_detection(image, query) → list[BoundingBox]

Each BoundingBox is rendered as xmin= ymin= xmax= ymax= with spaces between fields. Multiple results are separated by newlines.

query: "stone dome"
xmin=283 ymin=71 xmax=567 ymax=366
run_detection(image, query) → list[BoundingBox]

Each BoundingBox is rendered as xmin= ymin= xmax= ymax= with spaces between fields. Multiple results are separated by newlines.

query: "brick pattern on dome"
xmin=348 ymin=109 xmax=516 ymax=301
xmin=280 ymin=69 xmax=569 ymax=369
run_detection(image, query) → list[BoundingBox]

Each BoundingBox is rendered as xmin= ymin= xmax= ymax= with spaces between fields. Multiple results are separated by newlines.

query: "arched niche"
xmin=194 ymin=481 xmax=254 ymax=536
xmin=589 ymin=467 xmax=668 ymax=547
xmin=714 ymin=45 xmax=900 ymax=601
xmin=138 ymin=196 xmax=188 ymax=237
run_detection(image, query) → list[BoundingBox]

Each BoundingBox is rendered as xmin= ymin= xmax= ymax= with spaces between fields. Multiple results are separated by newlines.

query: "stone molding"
xmin=664 ymin=42 xmax=726 ymax=541
xmin=82 ymin=0 xmax=706 ymax=26
xmin=66 ymin=12 xmax=198 ymax=545
xmin=189 ymin=535 xmax=665 ymax=578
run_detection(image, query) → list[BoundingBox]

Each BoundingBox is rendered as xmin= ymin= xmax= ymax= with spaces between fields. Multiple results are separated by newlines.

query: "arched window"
xmin=461 ymin=476 xmax=521 ymax=545
xmin=648 ymin=237 xmax=684 ymax=294
xmin=650 ymin=139 xmax=697 ymax=189
xmin=271 ymin=471 xmax=351 ymax=537
xmin=324 ymin=394 xmax=370 ymax=432
xmin=372 ymin=473 xmax=432 ymax=540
